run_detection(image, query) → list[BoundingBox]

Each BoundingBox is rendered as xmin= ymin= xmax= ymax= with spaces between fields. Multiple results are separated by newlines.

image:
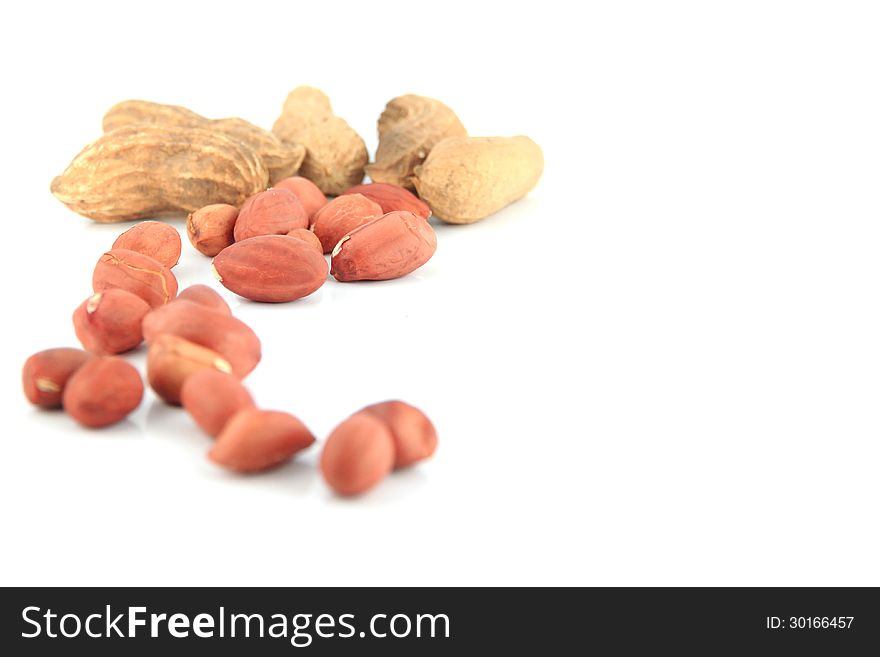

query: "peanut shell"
xmin=102 ymin=100 xmax=306 ymax=185
xmin=272 ymin=86 xmax=368 ymax=195
xmin=366 ymin=95 xmax=467 ymax=190
xmin=51 ymin=124 xmax=268 ymax=222
xmin=413 ymin=136 xmax=543 ymax=224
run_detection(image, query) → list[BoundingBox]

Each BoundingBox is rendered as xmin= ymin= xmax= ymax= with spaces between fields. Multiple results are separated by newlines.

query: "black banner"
xmin=1 ymin=587 xmax=877 ymax=654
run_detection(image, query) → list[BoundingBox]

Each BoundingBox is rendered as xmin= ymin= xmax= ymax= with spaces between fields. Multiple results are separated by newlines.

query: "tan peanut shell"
xmin=142 ymin=300 xmax=261 ymax=378
xmin=92 ymin=249 xmax=178 ymax=309
xmin=413 ymin=136 xmax=543 ymax=224
xmin=209 ymin=409 xmax=315 ymax=473
xmin=62 ymin=356 xmax=144 ymax=428
xmin=213 ymin=118 xmax=306 ymax=184
xmin=73 ymin=289 xmax=151 ymax=355
xmin=187 ymin=204 xmax=239 ymax=257
xmin=147 ymin=334 xmax=233 ymax=405
xmin=181 ymin=369 xmax=255 ymax=437
xmin=272 ymin=86 xmax=368 ymax=195
xmin=22 ymin=348 xmax=92 ymax=408
xmin=311 ymin=193 xmax=384 ymax=254
xmin=112 ymin=220 xmax=182 ymax=268
xmin=212 ymin=235 xmax=328 ymax=303
xmin=51 ymin=124 xmax=269 ymax=223
xmin=102 ymin=100 xmax=203 ymax=130
xmin=331 ymin=211 xmax=437 ymax=282
xmin=366 ymin=95 xmax=467 ymax=190
xmin=102 ymin=100 xmax=306 ymax=184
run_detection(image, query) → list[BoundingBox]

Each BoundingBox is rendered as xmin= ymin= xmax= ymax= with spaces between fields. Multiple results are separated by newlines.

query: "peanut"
xmin=366 ymin=95 xmax=467 ymax=190
xmin=51 ymin=125 xmax=268 ymax=222
xmin=413 ymin=135 xmax=543 ymax=223
xmin=320 ymin=413 xmax=395 ymax=496
xmin=212 ymin=118 xmax=305 ymax=185
xmin=360 ymin=401 xmax=437 ymax=469
xmin=102 ymin=99 xmax=202 ymax=129
xmin=102 ymin=99 xmax=306 ymax=185
xmin=342 ymin=183 xmax=431 ymax=220
xmin=62 ymin=356 xmax=143 ymax=428
xmin=272 ymin=86 xmax=368 ymax=195
xmin=142 ymin=300 xmax=261 ymax=377
xmin=212 ymin=235 xmax=328 ymax=303
xmin=331 ymin=211 xmax=437 ymax=282
xmin=187 ymin=204 xmax=239 ymax=257
xmin=176 ymin=284 xmax=231 ymax=316
xmin=285 ymin=227 xmax=323 ymax=253
xmin=147 ymin=334 xmax=233 ymax=405
xmin=22 ymin=348 xmax=92 ymax=408
xmin=72 ymin=289 xmax=151 ymax=355
xmin=273 ymin=176 xmax=328 ymax=220
xmin=180 ymin=369 xmax=255 ymax=437
xmin=233 ymin=188 xmax=308 ymax=242
xmin=112 ymin=220 xmax=181 ymax=268
xmin=92 ymin=249 xmax=178 ymax=309
xmin=209 ymin=409 xmax=315 ymax=473
xmin=311 ymin=193 xmax=383 ymax=254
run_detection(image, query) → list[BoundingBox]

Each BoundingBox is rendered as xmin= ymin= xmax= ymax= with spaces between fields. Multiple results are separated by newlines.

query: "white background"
xmin=0 ymin=0 xmax=878 ymax=586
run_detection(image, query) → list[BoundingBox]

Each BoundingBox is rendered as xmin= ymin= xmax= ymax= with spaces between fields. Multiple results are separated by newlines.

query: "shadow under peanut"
xmin=144 ymin=400 xmax=432 ymax=500
xmin=319 ymin=465 xmax=431 ymax=506
xmin=205 ymin=458 xmax=321 ymax=497
xmin=145 ymin=399 xmax=207 ymax=450
xmin=28 ymin=406 xmax=145 ymax=440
